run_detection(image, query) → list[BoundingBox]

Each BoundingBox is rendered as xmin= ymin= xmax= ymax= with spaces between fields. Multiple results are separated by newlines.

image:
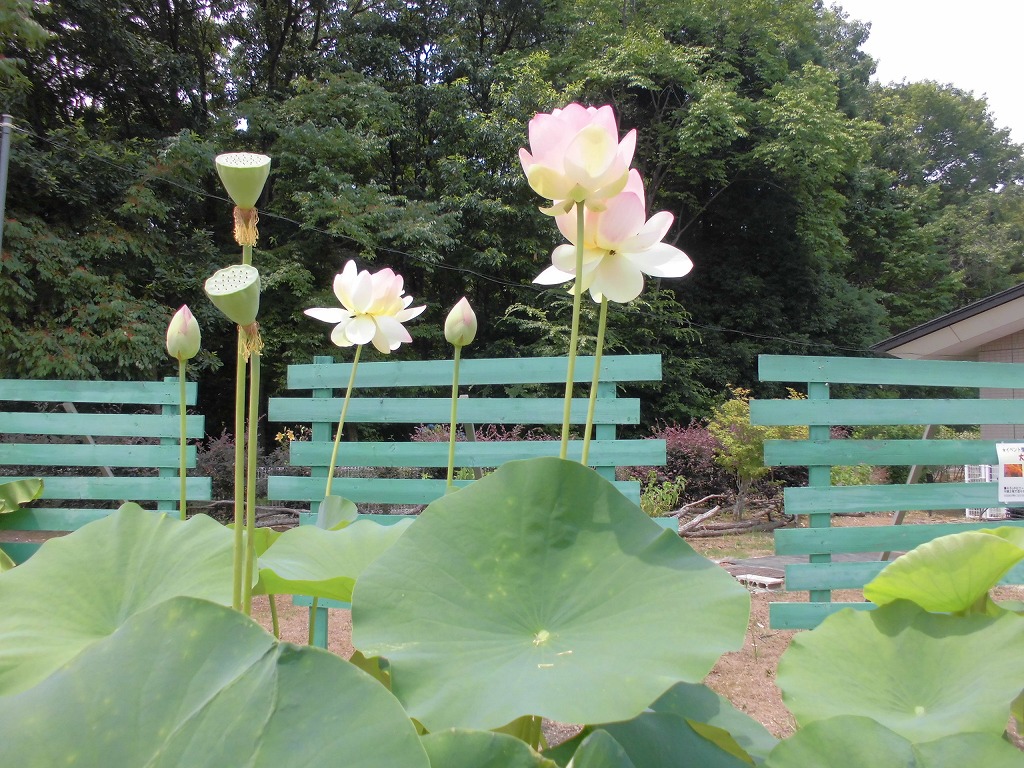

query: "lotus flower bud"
xmin=444 ymin=297 xmax=477 ymax=347
xmin=204 ymin=264 xmax=261 ymax=326
xmin=215 ymin=152 xmax=271 ymax=208
xmin=166 ymin=305 xmax=201 ymax=361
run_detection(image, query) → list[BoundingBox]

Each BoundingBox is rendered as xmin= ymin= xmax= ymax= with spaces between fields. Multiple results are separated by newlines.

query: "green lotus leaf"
xmin=317 ymin=494 xmax=359 ymax=529
xmin=777 ymin=601 xmax=1024 ymax=743
xmin=763 ymin=716 xmax=1024 ymax=768
xmin=0 ymin=504 xmax=234 ymax=695
xmin=552 ymin=714 xmax=752 ymax=768
xmin=0 ymin=477 xmax=43 ymax=513
xmin=204 ymin=264 xmax=260 ymax=326
xmin=256 ymin=518 xmax=413 ymax=602
xmin=0 ymin=548 xmax=15 ymax=572
xmin=650 ymin=682 xmax=778 ymax=762
xmin=865 ymin=527 xmax=1024 ymax=613
xmin=353 ymin=457 xmax=749 ymax=731
xmin=566 ymin=730 xmax=636 ymax=768
xmin=0 ymin=597 xmax=429 ymax=768
xmin=421 ymin=729 xmax=557 ymax=768
xmin=215 ymin=151 xmax=271 ymax=208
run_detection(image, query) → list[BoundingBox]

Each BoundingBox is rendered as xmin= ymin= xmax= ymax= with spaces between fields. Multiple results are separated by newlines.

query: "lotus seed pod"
xmin=204 ymin=264 xmax=261 ymax=326
xmin=215 ymin=152 xmax=271 ymax=208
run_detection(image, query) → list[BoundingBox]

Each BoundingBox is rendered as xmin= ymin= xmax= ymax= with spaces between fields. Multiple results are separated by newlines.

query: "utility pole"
xmin=0 ymin=114 xmax=12 ymax=260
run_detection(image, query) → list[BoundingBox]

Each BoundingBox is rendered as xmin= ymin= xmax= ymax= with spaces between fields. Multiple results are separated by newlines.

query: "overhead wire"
xmin=7 ymin=117 xmax=889 ymax=357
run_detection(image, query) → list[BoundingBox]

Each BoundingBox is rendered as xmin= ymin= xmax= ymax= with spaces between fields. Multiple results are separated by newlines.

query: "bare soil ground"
xmin=251 ymin=512 xmax=1024 ymax=746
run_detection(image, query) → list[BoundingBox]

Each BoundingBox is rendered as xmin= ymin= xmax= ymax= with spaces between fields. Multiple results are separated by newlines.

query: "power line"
xmin=7 ymin=117 xmax=884 ymax=357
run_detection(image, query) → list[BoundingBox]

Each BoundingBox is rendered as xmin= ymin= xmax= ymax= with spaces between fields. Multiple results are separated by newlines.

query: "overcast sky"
xmin=832 ymin=0 xmax=1024 ymax=143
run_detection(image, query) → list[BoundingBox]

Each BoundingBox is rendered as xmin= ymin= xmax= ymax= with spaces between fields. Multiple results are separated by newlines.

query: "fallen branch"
xmin=683 ymin=518 xmax=792 ymax=538
xmin=678 ymin=505 xmax=722 ymax=534
xmin=668 ymin=494 xmax=727 ymax=517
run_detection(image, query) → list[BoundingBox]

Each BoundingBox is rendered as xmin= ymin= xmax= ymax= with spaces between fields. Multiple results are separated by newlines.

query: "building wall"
xmin=977 ymin=331 xmax=1024 ymax=439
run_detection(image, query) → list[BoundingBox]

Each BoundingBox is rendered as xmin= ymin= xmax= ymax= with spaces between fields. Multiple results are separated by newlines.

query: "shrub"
xmin=629 ymin=421 xmax=730 ymax=502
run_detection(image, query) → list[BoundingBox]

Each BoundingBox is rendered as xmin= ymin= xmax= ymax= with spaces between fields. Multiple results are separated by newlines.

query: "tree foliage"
xmin=2 ymin=0 xmax=1023 ymax=430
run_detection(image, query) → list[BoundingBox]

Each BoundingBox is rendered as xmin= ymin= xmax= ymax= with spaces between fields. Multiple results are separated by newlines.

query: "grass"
xmin=685 ymin=529 xmax=776 ymax=561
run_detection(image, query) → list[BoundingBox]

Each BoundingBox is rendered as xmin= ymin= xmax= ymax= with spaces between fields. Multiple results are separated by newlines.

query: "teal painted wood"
xmin=0 ymin=444 xmax=197 ymax=468
xmin=288 ymin=439 xmax=666 ymax=468
xmin=0 ymin=379 xmax=198 ymax=404
xmin=2 ymin=476 xmax=212 ymax=501
xmin=764 ymin=439 xmax=998 ymax=467
xmin=758 ymin=354 xmax=1024 ymax=388
xmin=775 ymin=520 xmax=1024 ymax=555
xmin=751 ymin=398 xmax=1024 ymax=427
xmin=268 ymin=397 xmax=639 ymax=425
xmin=784 ymin=561 xmax=889 ymax=591
xmin=783 ymin=482 xmax=996 ymax=515
xmin=2 ymin=412 xmax=206 ymax=438
xmin=770 ymin=601 xmax=874 ymax=630
xmin=287 ymin=355 xmax=662 ymax=389
xmin=269 ymin=475 xmax=643 ymax=506
xmin=0 ymin=507 xmax=128 ymax=531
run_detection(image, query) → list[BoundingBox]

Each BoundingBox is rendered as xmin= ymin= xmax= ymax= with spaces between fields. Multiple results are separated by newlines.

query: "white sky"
xmin=833 ymin=0 xmax=1024 ymax=144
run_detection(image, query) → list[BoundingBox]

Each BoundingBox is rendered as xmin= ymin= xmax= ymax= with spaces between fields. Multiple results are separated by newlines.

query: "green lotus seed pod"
xmin=204 ymin=264 xmax=261 ymax=326
xmin=215 ymin=152 xmax=271 ymax=208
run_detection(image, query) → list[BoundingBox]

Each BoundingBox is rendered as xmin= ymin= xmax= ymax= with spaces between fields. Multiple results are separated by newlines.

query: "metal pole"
xmin=0 ymin=114 xmax=12 ymax=259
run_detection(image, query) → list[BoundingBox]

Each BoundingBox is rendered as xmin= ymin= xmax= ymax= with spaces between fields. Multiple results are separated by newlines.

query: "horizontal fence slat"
xmin=0 ymin=507 xmax=131 ymax=531
xmin=775 ymin=521 xmax=1024 ymax=555
xmin=269 ymin=475 xmax=642 ymax=506
xmin=764 ymin=438 xmax=998 ymax=467
xmin=0 ymin=412 xmax=206 ymax=438
xmin=769 ymin=601 xmax=874 ymax=630
xmin=287 ymin=439 xmax=665 ymax=468
xmin=751 ymin=398 xmax=1024 ymax=427
xmin=0 ymin=444 xmax=196 ymax=468
xmin=1 ymin=476 xmax=212 ymax=501
xmin=0 ymin=380 xmax=198 ymax=405
xmin=286 ymin=355 xmax=661 ymax=390
xmin=784 ymin=561 xmax=888 ymax=591
xmin=269 ymin=398 xmax=639 ymax=425
xmin=783 ymin=483 xmax=998 ymax=514
xmin=758 ymin=355 xmax=1024 ymax=388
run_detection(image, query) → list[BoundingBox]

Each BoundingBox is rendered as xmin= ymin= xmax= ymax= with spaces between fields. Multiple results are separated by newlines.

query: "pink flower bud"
xmin=166 ymin=305 xmax=201 ymax=361
xmin=444 ymin=297 xmax=477 ymax=347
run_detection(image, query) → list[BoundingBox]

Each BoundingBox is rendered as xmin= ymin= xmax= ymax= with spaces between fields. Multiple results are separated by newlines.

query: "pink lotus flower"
xmin=519 ymin=103 xmax=636 ymax=212
xmin=534 ymin=170 xmax=693 ymax=303
xmin=305 ymin=261 xmax=425 ymax=354
xmin=165 ymin=305 xmax=201 ymax=361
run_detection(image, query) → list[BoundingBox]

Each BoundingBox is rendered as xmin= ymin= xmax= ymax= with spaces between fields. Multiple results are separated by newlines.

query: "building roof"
xmin=872 ymin=282 xmax=1024 ymax=359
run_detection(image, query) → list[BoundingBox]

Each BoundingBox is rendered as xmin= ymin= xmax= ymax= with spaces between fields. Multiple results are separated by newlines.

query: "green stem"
xmin=581 ymin=297 xmax=609 ymax=466
xmin=177 ymin=358 xmax=188 ymax=520
xmin=324 ymin=345 xmax=362 ymax=498
xmin=559 ymin=203 xmax=586 ymax=459
xmin=308 ymin=597 xmax=319 ymax=645
xmin=242 ymin=349 xmax=261 ymax=616
xmin=231 ymin=332 xmax=246 ymax=612
xmin=446 ymin=345 xmax=463 ymax=491
xmin=268 ymin=594 xmax=279 ymax=638
xmin=242 ymin=243 xmax=253 ymax=266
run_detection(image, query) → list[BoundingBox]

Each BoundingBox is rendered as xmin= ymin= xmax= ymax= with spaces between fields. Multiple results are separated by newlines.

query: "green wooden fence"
xmin=750 ymin=354 xmax=1024 ymax=630
xmin=0 ymin=378 xmax=211 ymax=562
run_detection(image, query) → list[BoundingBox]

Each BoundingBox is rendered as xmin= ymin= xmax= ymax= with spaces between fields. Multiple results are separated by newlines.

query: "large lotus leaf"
xmin=0 ymin=504 xmax=234 ymax=695
xmin=0 ymin=596 xmax=429 ymax=768
xmin=651 ymin=681 xmax=778 ymax=762
xmin=353 ymin=458 xmax=749 ymax=731
xmin=865 ymin=527 xmax=1024 ymax=613
xmin=778 ymin=600 xmax=1024 ymax=743
xmin=0 ymin=477 xmax=43 ymax=513
xmin=0 ymin=547 xmax=14 ymax=572
xmin=567 ymin=730 xmax=637 ymax=768
xmin=421 ymin=729 xmax=557 ymax=768
xmin=256 ymin=517 xmax=413 ymax=601
xmin=764 ymin=716 xmax=1024 ymax=768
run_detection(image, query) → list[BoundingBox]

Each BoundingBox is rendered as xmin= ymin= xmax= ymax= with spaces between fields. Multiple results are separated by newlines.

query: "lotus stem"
xmin=446 ymin=345 xmax=463 ymax=491
xmin=581 ymin=297 xmax=609 ymax=466
xmin=269 ymin=594 xmax=280 ymax=639
xmin=325 ymin=345 xmax=362 ymax=498
xmin=177 ymin=359 xmax=188 ymax=520
xmin=242 ymin=349 xmax=261 ymax=616
xmin=559 ymin=203 xmax=586 ymax=459
xmin=231 ymin=332 xmax=246 ymax=611
xmin=308 ymin=597 xmax=319 ymax=645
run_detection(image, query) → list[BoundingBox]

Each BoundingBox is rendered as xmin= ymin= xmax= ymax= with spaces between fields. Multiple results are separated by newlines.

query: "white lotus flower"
xmin=305 ymin=261 xmax=425 ymax=354
xmin=534 ymin=170 xmax=693 ymax=303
